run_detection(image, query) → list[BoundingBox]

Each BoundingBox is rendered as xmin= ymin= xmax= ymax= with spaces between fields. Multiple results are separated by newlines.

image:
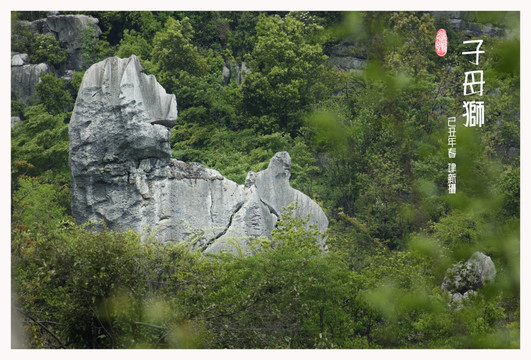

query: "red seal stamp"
xmin=435 ymin=29 xmax=447 ymax=57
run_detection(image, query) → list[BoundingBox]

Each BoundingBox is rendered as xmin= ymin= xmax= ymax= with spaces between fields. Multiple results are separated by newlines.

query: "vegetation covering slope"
xmin=11 ymin=11 xmax=519 ymax=348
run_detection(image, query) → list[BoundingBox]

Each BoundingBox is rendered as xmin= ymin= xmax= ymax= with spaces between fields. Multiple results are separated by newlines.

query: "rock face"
xmin=428 ymin=11 xmax=508 ymax=37
xmin=204 ymin=152 xmax=328 ymax=254
xmin=221 ymin=60 xmax=250 ymax=86
xmin=11 ymin=117 xmax=22 ymax=127
xmin=11 ymin=59 xmax=51 ymax=102
xmin=441 ymin=251 xmax=496 ymax=305
xmin=46 ymin=14 xmax=102 ymax=71
xmin=11 ymin=13 xmax=101 ymax=105
xmin=324 ymin=38 xmax=368 ymax=73
xmin=70 ymin=55 xmax=328 ymax=254
xmin=11 ymin=53 xmax=30 ymax=67
xmin=329 ymin=56 xmax=367 ymax=73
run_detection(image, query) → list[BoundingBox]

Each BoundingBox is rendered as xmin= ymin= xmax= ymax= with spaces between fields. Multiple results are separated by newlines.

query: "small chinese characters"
xmin=448 ymin=117 xmax=457 ymax=194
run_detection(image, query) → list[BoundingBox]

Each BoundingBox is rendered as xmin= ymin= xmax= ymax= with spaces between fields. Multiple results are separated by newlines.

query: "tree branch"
xmin=16 ymin=308 xmax=66 ymax=349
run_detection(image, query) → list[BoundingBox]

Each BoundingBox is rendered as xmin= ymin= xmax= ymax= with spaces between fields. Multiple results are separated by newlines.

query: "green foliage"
xmin=70 ymin=71 xmax=85 ymax=94
xmin=225 ymin=12 xmax=259 ymax=57
xmin=495 ymin=166 xmax=519 ymax=218
xmin=124 ymin=11 xmax=164 ymax=39
xmin=80 ymin=25 xmax=116 ymax=67
xmin=144 ymin=16 xmax=239 ymax=130
xmin=12 ymin=176 xmax=69 ymax=234
xmin=429 ymin=210 xmax=480 ymax=256
xmin=81 ymin=11 xmax=130 ymax=45
xmin=173 ymin=67 xmax=239 ymax=128
xmin=382 ymin=12 xmax=438 ymax=75
xmin=173 ymin=12 xmax=231 ymax=53
xmin=150 ymin=17 xmax=208 ymax=92
xmin=11 ymin=17 xmax=33 ymax=54
xmin=116 ymin=29 xmax=153 ymax=60
xmin=11 ymin=100 xmax=26 ymax=117
xmin=171 ymin=124 xmax=288 ymax=183
xmin=11 ymin=104 xmax=70 ymax=192
xmin=170 ymin=123 xmax=318 ymax=187
xmin=12 ymin=209 xmax=518 ymax=349
xmin=29 ymin=34 xmax=68 ymax=66
xmin=35 ymin=74 xmax=73 ymax=114
xmin=12 ymin=205 xmax=346 ymax=348
xmin=13 ymin=223 xmax=145 ymax=348
xmin=242 ymin=13 xmax=329 ymax=134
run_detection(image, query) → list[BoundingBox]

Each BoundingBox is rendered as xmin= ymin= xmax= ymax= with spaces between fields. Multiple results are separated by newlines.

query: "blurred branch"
xmin=134 ymin=321 xmax=165 ymax=329
xmin=16 ymin=307 xmax=66 ymax=349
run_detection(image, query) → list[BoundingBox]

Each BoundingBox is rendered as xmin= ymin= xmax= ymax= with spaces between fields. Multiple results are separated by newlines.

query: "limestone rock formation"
xmin=46 ymin=14 xmax=101 ymax=71
xmin=11 ymin=13 xmax=101 ymax=106
xmin=329 ymin=56 xmax=367 ymax=73
xmin=11 ymin=59 xmax=51 ymax=102
xmin=11 ymin=53 xmax=29 ymax=66
xmin=204 ymin=152 xmax=328 ymax=254
xmin=70 ymin=55 xmax=328 ymax=254
xmin=428 ymin=11 xmax=507 ymax=37
xmin=441 ymin=251 xmax=496 ymax=305
xmin=324 ymin=38 xmax=368 ymax=73
xmin=221 ymin=60 xmax=250 ymax=86
xmin=11 ymin=116 xmax=22 ymax=127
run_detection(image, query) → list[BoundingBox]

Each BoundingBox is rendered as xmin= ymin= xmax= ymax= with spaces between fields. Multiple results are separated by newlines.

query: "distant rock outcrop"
xmin=11 ymin=58 xmax=51 ymax=102
xmin=11 ymin=13 xmax=101 ymax=105
xmin=429 ymin=11 xmax=508 ymax=38
xmin=221 ymin=60 xmax=250 ymax=86
xmin=69 ymin=55 xmax=328 ymax=254
xmin=441 ymin=251 xmax=496 ymax=306
xmin=46 ymin=14 xmax=101 ymax=71
xmin=11 ymin=53 xmax=30 ymax=66
xmin=325 ymin=39 xmax=368 ymax=73
xmin=11 ymin=116 xmax=22 ymax=127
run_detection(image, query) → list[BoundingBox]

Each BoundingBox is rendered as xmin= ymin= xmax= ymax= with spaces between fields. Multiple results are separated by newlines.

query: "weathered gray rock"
xmin=221 ymin=61 xmax=250 ymax=86
xmin=47 ymin=14 xmax=100 ymax=51
xmin=28 ymin=18 xmax=51 ymax=36
xmin=324 ymin=37 xmax=368 ymax=73
xmin=70 ymin=55 xmax=328 ymax=254
xmin=61 ymin=69 xmax=74 ymax=83
xmin=46 ymin=14 xmax=101 ymax=71
xmin=236 ymin=61 xmax=250 ymax=86
xmin=329 ymin=56 xmax=367 ymax=72
xmin=441 ymin=251 xmax=496 ymax=305
xmin=205 ymin=152 xmax=328 ymax=254
xmin=11 ymin=117 xmax=22 ymax=127
xmin=11 ymin=62 xmax=51 ymax=102
xmin=429 ymin=11 xmax=507 ymax=37
xmin=249 ymin=152 xmax=328 ymax=235
xmin=11 ymin=53 xmax=30 ymax=67
xmin=222 ymin=62 xmax=231 ymax=86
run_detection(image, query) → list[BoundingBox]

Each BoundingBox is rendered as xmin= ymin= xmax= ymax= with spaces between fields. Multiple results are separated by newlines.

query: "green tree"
xmin=225 ymin=11 xmax=259 ymax=58
xmin=80 ymin=25 xmax=115 ymax=67
xmin=116 ymin=29 xmax=153 ymax=60
xmin=11 ymin=104 xmax=70 ymax=183
xmin=35 ymin=74 xmax=73 ymax=115
xmin=29 ymin=34 xmax=68 ymax=66
xmin=12 ymin=176 xmax=68 ymax=234
xmin=11 ymin=18 xmax=34 ymax=55
xmin=242 ymin=13 xmax=329 ymax=134
xmin=150 ymin=17 xmax=208 ymax=93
